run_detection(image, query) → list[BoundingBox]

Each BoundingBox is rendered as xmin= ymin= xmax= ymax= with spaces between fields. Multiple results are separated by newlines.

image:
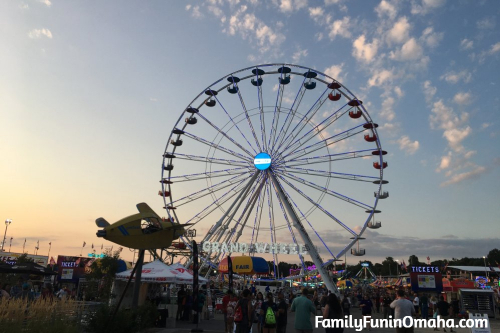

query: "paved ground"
xmin=154 ymin=307 xmax=500 ymax=333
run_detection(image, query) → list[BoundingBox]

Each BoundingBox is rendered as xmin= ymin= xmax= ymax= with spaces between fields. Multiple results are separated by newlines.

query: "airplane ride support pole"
xmin=132 ymin=249 xmax=145 ymax=308
xmin=268 ymin=171 xmax=339 ymax=295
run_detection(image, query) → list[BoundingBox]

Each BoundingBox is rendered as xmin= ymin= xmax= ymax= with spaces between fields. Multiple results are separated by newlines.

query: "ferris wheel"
xmin=160 ymin=64 xmax=388 ymax=292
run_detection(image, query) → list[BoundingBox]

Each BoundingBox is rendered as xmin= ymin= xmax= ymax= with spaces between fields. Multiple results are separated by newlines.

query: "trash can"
xmin=157 ymin=308 xmax=168 ymax=328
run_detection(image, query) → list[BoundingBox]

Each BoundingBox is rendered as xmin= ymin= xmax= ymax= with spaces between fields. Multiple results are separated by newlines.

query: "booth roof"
xmin=448 ymin=266 xmax=500 ymax=272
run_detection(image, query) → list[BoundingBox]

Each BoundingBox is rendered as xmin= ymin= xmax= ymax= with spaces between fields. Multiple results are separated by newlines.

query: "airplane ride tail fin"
xmin=136 ymin=202 xmax=160 ymax=218
xmin=95 ymin=218 xmax=110 ymax=228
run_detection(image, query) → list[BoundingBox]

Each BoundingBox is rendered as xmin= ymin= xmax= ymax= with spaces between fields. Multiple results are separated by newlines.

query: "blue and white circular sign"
xmin=254 ymin=152 xmax=272 ymax=170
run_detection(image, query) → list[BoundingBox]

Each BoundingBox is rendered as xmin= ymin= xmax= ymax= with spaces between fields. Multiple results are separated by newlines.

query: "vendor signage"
xmin=0 ymin=252 xmax=48 ymax=266
xmin=410 ymin=266 xmax=443 ymax=292
xmin=202 ymin=241 xmax=313 ymax=255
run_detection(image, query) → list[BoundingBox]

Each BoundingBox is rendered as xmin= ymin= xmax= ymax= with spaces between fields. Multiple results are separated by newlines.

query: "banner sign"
xmin=202 ymin=241 xmax=315 ymax=254
xmin=0 ymin=252 xmax=48 ymax=266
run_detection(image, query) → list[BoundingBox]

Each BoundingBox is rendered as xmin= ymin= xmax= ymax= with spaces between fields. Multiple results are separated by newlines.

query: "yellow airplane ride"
xmin=96 ymin=203 xmax=188 ymax=250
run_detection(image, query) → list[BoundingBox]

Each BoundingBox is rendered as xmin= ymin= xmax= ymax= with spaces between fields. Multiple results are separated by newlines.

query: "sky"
xmin=0 ymin=0 xmax=499 ymax=266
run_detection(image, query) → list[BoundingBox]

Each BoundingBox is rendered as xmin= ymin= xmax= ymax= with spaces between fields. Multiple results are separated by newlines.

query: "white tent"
xmin=115 ymin=260 xmax=190 ymax=284
xmin=170 ymin=262 xmax=209 ymax=283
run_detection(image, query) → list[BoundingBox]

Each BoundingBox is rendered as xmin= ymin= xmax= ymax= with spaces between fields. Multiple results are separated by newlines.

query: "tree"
xmin=408 ymin=255 xmax=420 ymax=266
xmin=85 ymin=249 xmax=122 ymax=301
xmin=16 ymin=253 xmax=34 ymax=263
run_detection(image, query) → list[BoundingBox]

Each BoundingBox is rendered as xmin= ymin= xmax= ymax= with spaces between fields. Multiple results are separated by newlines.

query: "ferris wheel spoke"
xmin=265 ymin=179 xmax=279 ymax=277
xmin=274 ymin=92 xmax=308 ymax=152
xmin=268 ymin=180 xmax=306 ymax=267
xmin=255 ymin=74 xmax=267 ymax=152
xmin=280 ymin=149 xmax=374 ymax=167
xmin=275 ymin=165 xmax=378 ymax=182
xmin=171 ymin=173 xmax=252 ymax=207
xmin=235 ymin=85 xmax=263 ymax=152
xmin=196 ymin=113 xmax=256 ymax=158
xmin=278 ymin=105 xmax=350 ymax=159
xmin=182 ymin=131 xmax=253 ymax=162
xmin=182 ymin=176 xmax=251 ymax=225
xmin=273 ymin=172 xmax=357 ymax=236
xmin=210 ymin=92 xmax=259 ymax=155
xmin=284 ymin=124 xmax=367 ymax=161
xmin=168 ymin=167 xmax=251 ymax=182
xmin=272 ymin=74 xmax=308 ymax=149
xmin=277 ymin=180 xmax=337 ymax=259
xmin=268 ymin=76 xmax=285 ymax=155
xmin=276 ymin=170 xmax=373 ymax=210
xmin=172 ymin=152 xmax=250 ymax=167
xmin=279 ymin=87 xmax=329 ymax=153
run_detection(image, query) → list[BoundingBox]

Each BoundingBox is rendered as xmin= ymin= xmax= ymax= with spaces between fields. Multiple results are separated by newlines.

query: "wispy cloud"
xmin=410 ymin=0 xmax=446 ymax=15
xmin=352 ymin=35 xmax=379 ymax=63
xmin=28 ymin=28 xmax=53 ymax=39
xmin=440 ymin=70 xmax=472 ymax=84
xmin=397 ymin=135 xmax=419 ymax=154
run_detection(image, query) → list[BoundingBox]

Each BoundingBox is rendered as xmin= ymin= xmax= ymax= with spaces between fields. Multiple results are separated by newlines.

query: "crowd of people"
xmin=0 ymin=279 xmax=76 ymax=303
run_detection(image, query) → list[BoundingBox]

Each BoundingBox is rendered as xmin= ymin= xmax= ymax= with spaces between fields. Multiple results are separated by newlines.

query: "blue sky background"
xmin=0 ymin=0 xmax=499 ymax=264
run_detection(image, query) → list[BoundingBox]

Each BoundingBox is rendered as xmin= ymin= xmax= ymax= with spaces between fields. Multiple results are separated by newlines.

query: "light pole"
xmin=395 ymin=260 xmax=400 ymax=276
xmin=2 ymin=219 xmax=12 ymax=251
xmin=483 ymin=256 xmax=488 ymax=280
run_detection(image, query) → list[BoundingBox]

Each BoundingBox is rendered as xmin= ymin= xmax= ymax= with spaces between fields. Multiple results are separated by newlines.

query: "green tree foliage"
xmin=84 ymin=249 xmax=122 ymax=301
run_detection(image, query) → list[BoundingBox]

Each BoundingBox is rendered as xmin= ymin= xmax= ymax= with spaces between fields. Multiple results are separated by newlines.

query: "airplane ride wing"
xmin=95 ymin=218 xmax=110 ymax=228
xmin=136 ymin=202 xmax=160 ymax=218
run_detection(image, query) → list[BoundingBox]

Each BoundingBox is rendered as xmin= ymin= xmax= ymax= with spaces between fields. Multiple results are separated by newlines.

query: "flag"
xmin=101 ymin=244 xmax=103 ymax=250
xmin=118 ymin=247 xmax=123 ymax=252
xmin=49 ymin=257 xmax=56 ymax=266
xmin=82 ymin=241 xmax=86 ymax=247
xmin=427 ymin=256 xmax=430 ymax=261
xmin=92 ymin=243 xmax=94 ymax=249
xmin=488 ymin=262 xmax=495 ymax=272
xmin=49 ymin=242 xmax=51 ymax=246
xmin=443 ymin=261 xmax=449 ymax=271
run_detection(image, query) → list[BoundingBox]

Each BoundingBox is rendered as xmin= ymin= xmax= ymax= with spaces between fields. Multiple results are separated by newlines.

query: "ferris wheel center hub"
xmin=253 ymin=152 xmax=272 ymax=170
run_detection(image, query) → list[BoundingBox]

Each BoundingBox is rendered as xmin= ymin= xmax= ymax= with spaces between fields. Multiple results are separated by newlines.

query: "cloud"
xmin=224 ymin=5 xmax=285 ymax=55
xmin=460 ymin=39 xmax=473 ymax=50
xmin=397 ymin=135 xmax=419 ymax=154
xmin=440 ymin=70 xmax=472 ymax=84
xmin=324 ymin=0 xmax=342 ymax=5
xmin=482 ymin=123 xmax=492 ymax=129
xmin=430 ymin=100 xmax=471 ymax=152
xmin=328 ymin=16 xmax=352 ymax=40
xmin=421 ymin=26 xmax=443 ymax=48
xmin=453 ymin=92 xmax=472 ymax=105
xmin=436 ymin=153 xmax=452 ymax=172
xmin=279 ymin=0 xmax=308 ymax=13
xmin=488 ymin=42 xmax=500 ymax=55
xmin=19 ymin=3 xmax=29 ymax=9
xmin=423 ymin=80 xmax=437 ymax=103
xmin=207 ymin=5 xmax=224 ymax=18
xmin=39 ymin=0 xmax=51 ymax=6
xmin=389 ymin=38 xmax=424 ymax=61
xmin=352 ymin=35 xmax=379 ymax=63
xmin=476 ymin=17 xmax=495 ymax=30
xmin=368 ymin=69 xmax=394 ymax=87
xmin=411 ymin=0 xmax=446 ymax=15
xmin=308 ymin=6 xmax=324 ymax=22
xmin=380 ymin=95 xmax=396 ymax=121
xmin=28 ymin=28 xmax=53 ymax=39
xmin=387 ymin=16 xmax=411 ymax=44
xmin=292 ymin=49 xmax=308 ymax=63
xmin=375 ymin=0 xmax=398 ymax=20
xmin=324 ymin=63 xmax=344 ymax=80
xmin=440 ymin=165 xmax=487 ymax=186
xmin=394 ymin=86 xmax=404 ymax=98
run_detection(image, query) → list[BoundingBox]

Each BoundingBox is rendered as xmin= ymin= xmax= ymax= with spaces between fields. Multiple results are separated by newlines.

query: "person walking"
xmin=412 ymin=293 xmax=420 ymax=317
xmin=226 ymin=294 xmax=238 ymax=333
xmin=359 ymin=295 xmax=373 ymax=330
xmin=261 ymin=292 xmax=278 ymax=333
xmin=382 ymin=294 xmax=392 ymax=319
xmin=223 ymin=290 xmax=234 ymax=332
xmin=176 ymin=286 xmax=186 ymax=321
xmin=276 ymin=292 xmax=288 ymax=333
xmin=390 ymin=290 xmax=415 ymax=333
xmin=420 ymin=294 xmax=429 ymax=320
xmin=290 ymin=288 xmax=316 ymax=333
xmin=434 ymin=296 xmax=454 ymax=332
xmin=255 ymin=292 xmax=265 ymax=333
xmin=375 ymin=292 xmax=381 ymax=314
xmin=341 ymin=296 xmax=351 ymax=316
xmin=235 ymin=289 xmax=253 ymax=333
xmin=322 ymin=293 xmax=344 ymax=333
